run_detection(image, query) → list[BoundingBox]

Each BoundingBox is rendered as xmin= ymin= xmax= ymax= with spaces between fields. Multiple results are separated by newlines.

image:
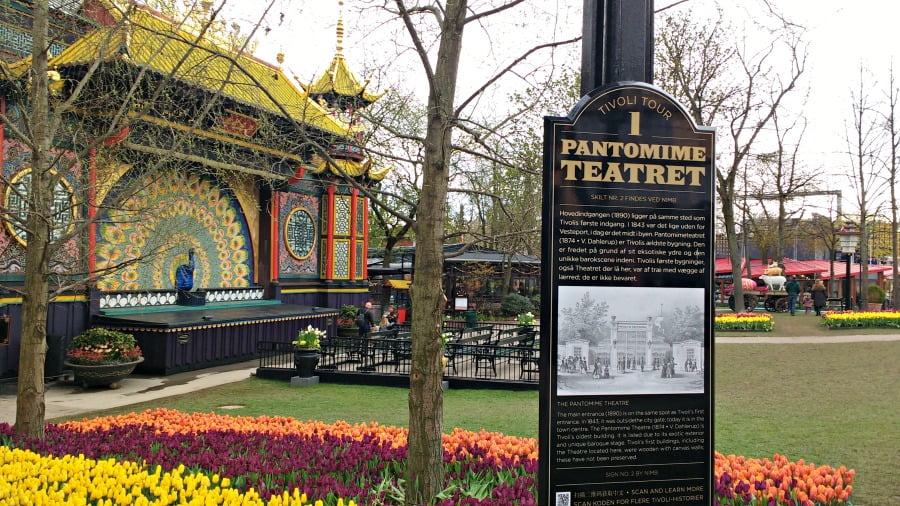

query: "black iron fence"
xmin=256 ymin=323 xmax=540 ymax=387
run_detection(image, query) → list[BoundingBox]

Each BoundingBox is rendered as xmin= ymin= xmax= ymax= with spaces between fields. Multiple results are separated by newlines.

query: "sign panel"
xmin=540 ymin=82 xmax=715 ymax=506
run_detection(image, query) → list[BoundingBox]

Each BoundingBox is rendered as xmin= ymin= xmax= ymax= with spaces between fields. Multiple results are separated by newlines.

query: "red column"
xmin=361 ymin=196 xmax=368 ymax=279
xmin=87 ymin=148 xmax=97 ymax=275
xmin=270 ymin=193 xmax=279 ymax=282
xmin=326 ymin=185 xmax=335 ymax=280
xmin=349 ymin=188 xmax=358 ymax=280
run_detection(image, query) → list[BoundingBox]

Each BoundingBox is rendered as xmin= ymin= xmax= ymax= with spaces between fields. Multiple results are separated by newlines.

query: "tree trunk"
xmin=721 ymin=189 xmax=745 ymax=312
xmin=15 ymin=0 xmax=52 ymax=439
xmin=406 ymin=1 xmax=467 ymax=503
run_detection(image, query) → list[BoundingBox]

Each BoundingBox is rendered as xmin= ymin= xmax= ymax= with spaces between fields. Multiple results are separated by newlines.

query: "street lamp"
xmin=837 ymin=225 xmax=861 ymax=310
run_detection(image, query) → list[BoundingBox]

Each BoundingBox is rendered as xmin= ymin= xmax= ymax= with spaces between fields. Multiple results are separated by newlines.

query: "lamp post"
xmin=837 ymin=225 xmax=861 ymax=311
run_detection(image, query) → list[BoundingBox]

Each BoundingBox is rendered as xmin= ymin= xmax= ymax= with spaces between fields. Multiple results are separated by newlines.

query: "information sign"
xmin=540 ymin=82 xmax=715 ymax=506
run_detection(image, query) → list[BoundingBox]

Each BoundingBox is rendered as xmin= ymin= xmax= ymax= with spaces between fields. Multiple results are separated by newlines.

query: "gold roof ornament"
xmin=308 ymin=154 xmax=391 ymax=181
xmin=45 ymin=2 xmax=360 ymax=136
xmin=300 ymin=0 xmax=384 ymax=108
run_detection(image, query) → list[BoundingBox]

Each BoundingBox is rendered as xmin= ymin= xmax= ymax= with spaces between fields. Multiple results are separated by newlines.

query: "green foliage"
xmin=69 ymin=328 xmax=135 ymax=351
xmin=339 ymin=305 xmax=360 ymax=319
xmin=866 ymin=284 xmax=885 ymax=303
xmin=500 ymin=293 xmax=532 ymax=316
xmin=66 ymin=328 xmax=141 ymax=365
xmin=516 ymin=312 xmax=535 ymax=326
xmin=338 ymin=305 xmax=359 ymax=326
xmin=292 ymin=325 xmax=325 ymax=350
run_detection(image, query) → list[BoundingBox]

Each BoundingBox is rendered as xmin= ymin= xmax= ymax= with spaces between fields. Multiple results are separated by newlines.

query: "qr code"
xmin=555 ymin=491 xmax=571 ymax=506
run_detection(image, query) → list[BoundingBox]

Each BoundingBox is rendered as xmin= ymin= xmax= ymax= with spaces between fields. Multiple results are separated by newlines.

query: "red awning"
xmin=714 ymin=257 xmax=892 ymax=279
xmin=819 ymin=263 xmax=892 ymax=280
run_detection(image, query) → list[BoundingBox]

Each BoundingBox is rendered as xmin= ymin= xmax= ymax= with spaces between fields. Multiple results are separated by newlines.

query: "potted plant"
xmin=440 ymin=331 xmax=454 ymax=373
xmin=64 ymin=328 xmax=144 ymax=389
xmin=337 ymin=304 xmax=360 ymax=337
xmin=517 ymin=311 xmax=536 ymax=331
xmin=292 ymin=325 xmax=325 ymax=377
xmin=866 ymin=284 xmax=885 ymax=311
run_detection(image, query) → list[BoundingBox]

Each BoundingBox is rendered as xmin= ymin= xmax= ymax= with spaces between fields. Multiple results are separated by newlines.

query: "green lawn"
xmin=53 ymin=320 xmax=900 ymax=505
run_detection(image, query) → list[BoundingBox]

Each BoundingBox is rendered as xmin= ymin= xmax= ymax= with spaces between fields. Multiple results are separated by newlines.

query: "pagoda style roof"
xmin=302 ymin=53 xmax=383 ymax=105
xmin=307 ymin=154 xmax=391 ymax=181
xmin=300 ymin=4 xmax=384 ymax=107
xmin=0 ymin=57 xmax=32 ymax=79
xmin=42 ymin=4 xmax=360 ymax=137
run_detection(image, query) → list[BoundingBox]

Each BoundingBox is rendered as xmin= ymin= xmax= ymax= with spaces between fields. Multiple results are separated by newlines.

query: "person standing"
xmin=785 ymin=275 xmax=801 ymax=316
xmin=357 ymin=301 xmax=376 ymax=338
xmin=811 ymin=280 xmax=828 ymax=316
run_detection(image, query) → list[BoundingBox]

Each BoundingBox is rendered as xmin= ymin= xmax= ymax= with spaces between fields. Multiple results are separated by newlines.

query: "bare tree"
xmin=359 ymin=1 xmax=579 ymax=502
xmin=844 ymin=67 xmax=888 ymax=306
xmin=5 ymin=0 xmax=331 ymax=437
xmin=880 ymin=65 xmax=900 ymax=308
xmin=655 ymin=4 xmax=807 ymax=311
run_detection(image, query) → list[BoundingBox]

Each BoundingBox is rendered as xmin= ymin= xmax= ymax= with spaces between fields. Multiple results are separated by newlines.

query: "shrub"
xmin=500 ymin=293 xmax=532 ymax=316
xmin=867 ymin=284 xmax=885 ymax=303
xmin=65 ymin=328 xmax=141 ymax=365
xmin=338 ymin=304 xmax=359 ymax=326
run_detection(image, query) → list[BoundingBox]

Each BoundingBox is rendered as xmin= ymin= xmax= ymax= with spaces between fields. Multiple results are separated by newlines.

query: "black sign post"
xmin=540 ymin=82 xmax=715 ymax=506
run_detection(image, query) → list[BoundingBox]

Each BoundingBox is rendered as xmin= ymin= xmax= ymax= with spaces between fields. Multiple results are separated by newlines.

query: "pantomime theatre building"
xmin=0 ymin=0 xmax=385 ymax=375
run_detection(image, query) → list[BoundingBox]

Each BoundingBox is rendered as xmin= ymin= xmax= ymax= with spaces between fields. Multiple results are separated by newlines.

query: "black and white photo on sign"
xmin=556 ymin=286 xmax=705 ymax=396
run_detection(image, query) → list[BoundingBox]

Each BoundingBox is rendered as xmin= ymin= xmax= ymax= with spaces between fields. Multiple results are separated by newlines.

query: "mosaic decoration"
xmin=96 ymin=171 xmax=253 ymax=291
xmin=98 ymin=287 xmax=264 ymax=309
xmin=0 ymin=139 xmax=82 ymax=275
xmin=277 ymin=192 xmax=319 ymax=277
xmin=356 ymin=198 xmax=365 ymax=237
xmin=333 ymin=239 xmax=350 ymax=279
xmin=284 ymin=207 xmax=315 ymax=259
xmin=0 ymin=24 xmax=66 ymax=59
xmin=355 ymin=241 xmax=364 ymax=280
xmin=334 ymin=195 xmax=351 ymax=235
xmin=3 ymin=167 xmax=76 ymax=246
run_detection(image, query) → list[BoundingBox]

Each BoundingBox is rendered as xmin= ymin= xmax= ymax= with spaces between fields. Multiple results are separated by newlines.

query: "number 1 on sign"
xmin=629 ymin=111 xmax=641 ymax=135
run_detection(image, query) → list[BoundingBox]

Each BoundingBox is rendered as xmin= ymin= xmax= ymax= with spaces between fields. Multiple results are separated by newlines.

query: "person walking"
xmin=357 ymin=301 xmax=376 ymax=338
xmin=811 ymin=280 xmax=828 ymax=316
xmin=785 ymin=275 xmax=801 ymax=316
xmin=802 ymin=292 xmax=813 ymax=315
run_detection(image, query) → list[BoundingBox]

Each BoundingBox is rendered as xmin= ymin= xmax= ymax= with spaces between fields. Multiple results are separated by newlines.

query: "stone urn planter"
xmin=293 ymin=349 xmax=320 ymax=378
xmin=65 ymin=357 xmax=144 ymax=389
xmin=292 ymin=324 xmax=326 ymax=378
xmin=64 ymin=327 xmax=143 ymax=389
xmin=337 ymin=325 xmax=358 ymax=338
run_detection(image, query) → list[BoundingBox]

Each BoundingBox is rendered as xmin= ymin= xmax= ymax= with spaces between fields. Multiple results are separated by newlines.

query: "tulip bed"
xmin=715 ymin=312 xmax=774 ymax=332
xmin=821 ymin=310 xmax=900 ymax=328
xmin=0 ymin=409 xmax=854 ymax=505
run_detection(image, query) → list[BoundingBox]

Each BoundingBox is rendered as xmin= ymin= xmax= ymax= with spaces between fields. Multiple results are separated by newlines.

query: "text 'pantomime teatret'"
xmin=0 ymin=0 xmax=386 ymax=375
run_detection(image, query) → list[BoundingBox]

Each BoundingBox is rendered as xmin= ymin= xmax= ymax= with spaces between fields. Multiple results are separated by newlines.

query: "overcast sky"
xmin=230 ymin=0 xmax=898 ymax=215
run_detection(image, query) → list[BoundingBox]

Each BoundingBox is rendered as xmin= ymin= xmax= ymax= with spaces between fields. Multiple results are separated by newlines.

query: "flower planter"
xmin=64 ymin=357 xmax=144 ymax=389
xmin=337 ymin=325 xmax=357 ymax=337
xmin=293 ymin=349 xmax=320 ymax=378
